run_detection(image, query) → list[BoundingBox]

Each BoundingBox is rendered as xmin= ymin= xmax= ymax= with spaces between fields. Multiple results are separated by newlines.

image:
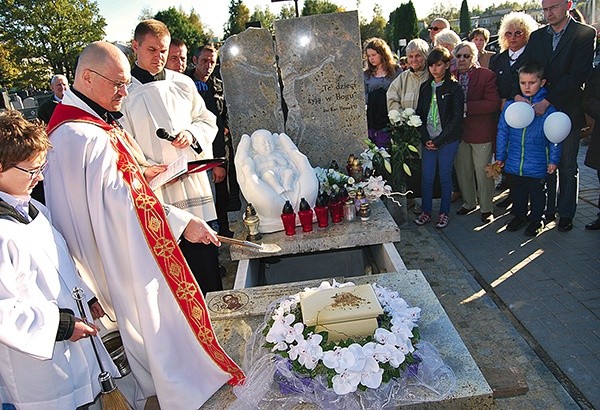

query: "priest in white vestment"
xmin=0 ymin=110 xmax=117 ymax=409
xmin=44 ymin=41 xmax=244 ymax=410
xmin=120 ymin=19 xmax=223 ymax=293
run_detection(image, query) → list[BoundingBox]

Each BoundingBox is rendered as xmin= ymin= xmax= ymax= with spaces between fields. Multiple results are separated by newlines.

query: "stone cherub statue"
xmin=235 ymin=129 xmax=318 ymax=233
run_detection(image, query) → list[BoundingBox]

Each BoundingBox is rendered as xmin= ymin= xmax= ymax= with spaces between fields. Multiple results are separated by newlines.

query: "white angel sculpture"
xmin=235 ymin=129 xmax=319 ymax=233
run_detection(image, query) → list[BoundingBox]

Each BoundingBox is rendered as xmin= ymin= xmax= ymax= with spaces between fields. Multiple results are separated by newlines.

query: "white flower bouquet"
xmin=231 ymin=281 xmax=456 ymax=409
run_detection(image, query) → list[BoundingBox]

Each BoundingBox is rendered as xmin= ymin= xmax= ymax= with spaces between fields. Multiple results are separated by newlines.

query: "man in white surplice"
xmin=120 ymin=19 xmax=223 ymax=293
xmin=44 ymin=41 xmax=243 ymax=410
xmin=0 ymin=110 xmax=117 ymax=410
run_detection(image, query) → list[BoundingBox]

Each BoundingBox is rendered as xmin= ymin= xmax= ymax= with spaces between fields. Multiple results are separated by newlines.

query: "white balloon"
xmin=504 ymin=101 xmax=535 ymax=129
xmin=544 ymin=112 xmax=571 ymax=144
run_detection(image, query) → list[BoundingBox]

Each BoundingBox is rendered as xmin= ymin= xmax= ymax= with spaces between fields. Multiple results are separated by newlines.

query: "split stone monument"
xmin=220 ymin=11 xmax=367 ymax=167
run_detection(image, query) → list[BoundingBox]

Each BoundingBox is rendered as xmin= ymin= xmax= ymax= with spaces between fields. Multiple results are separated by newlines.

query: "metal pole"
xmin=294 ymin=0 xmax=299 ymax=17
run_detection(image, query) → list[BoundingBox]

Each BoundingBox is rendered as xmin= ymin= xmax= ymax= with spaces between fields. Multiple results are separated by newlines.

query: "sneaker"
xmin=506 ymin=216 xmax=528 ymax=232
xmin=435 ymin=213 xmax=449 ymax=229
xmin=524 ymin=221 xmax=542 ymax=237
xmin=414 ymin=212 xmax=431 ymax=226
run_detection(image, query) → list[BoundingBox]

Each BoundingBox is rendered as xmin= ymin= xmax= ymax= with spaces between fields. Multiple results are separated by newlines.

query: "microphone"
xmin=156 ymin=128 xmax=202 ymax=154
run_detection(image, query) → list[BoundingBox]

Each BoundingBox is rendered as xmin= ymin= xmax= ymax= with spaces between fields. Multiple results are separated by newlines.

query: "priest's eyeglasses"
xmin=14 ymin=161 xmax=47 ymax=180
xmin=88 ymin=69 xmax=132 ymax=90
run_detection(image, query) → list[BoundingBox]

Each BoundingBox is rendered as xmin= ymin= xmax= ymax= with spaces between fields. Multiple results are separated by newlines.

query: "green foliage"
xmin=0 ymin=0 xmax=105 ymax=88
xmin=385 ymin=2 xmax=419 ymax=54
xmin=279 ymin=5 xmax=298 ymax=20
xmin=302 ymin=0 xmax=344 ymax=16
xmin=360 ymin=5 xmax=387 ymax=44
xmin=154 ymin=7 xmax=209 ymax=50
xmin=250 ymin=6 xmax=278 ymax=33
xmin=459 ymin=0 xmax=471 ymax=37
xmin=224 ymin=0 xmax=251 ymax=39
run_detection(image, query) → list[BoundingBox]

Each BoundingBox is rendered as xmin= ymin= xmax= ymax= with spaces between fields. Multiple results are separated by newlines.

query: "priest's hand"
xmin=183 ymin=216 xmax=221 ymax=246
xmin=171 ymin=130 xmax=194 ymax=149
xmin=143 ymin=164 xmax=168 ymax=183
xmin=70 ymin=319 xmax=99 ymax=342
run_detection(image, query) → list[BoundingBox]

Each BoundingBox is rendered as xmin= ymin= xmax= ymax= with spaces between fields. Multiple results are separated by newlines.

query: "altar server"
xmin=0 ymin=110 xmax=117 ymax=409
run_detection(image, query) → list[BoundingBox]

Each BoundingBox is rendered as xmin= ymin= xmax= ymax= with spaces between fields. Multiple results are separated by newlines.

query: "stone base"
xmin=204 ymin=271 xmax=493 ymax=409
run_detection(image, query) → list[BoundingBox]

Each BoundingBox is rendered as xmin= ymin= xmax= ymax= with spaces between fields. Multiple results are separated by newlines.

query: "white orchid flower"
xmin=359 ymin=357 xmax=384 ymax=389
xmin=288 ymin=333 xmax=324 ymax=370
xmin=331 ymin=369 xmax=361 ymax=395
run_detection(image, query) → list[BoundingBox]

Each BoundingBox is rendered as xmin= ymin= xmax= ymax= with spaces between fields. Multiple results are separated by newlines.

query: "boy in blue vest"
xmin=495 ymin=61 xmax=562 ymax=236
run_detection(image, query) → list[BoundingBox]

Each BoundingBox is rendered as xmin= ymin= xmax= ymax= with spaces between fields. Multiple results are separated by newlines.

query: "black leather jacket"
xmin=416 ymin=78 xmax=464 ymax=147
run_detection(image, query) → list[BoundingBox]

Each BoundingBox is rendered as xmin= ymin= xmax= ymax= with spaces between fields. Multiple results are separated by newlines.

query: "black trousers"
xmin=179 ymin=238 xmax=222 ymax=294
xmin=511 ymin=174 xmax=547 ymax=223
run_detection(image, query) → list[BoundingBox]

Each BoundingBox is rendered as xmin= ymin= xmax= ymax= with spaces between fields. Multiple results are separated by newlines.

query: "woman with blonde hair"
xmin=363 ymin=37 xmax=400 ymax=147
xmin=489 ymin=12 xmax=539 ymax=208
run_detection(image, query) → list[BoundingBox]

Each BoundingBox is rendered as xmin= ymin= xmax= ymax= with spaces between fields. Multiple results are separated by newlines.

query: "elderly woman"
xmin=468 ymin=27 xmax=495 ymax=68
xmin=386 ymin=38 xmax=430 ymax=112
xmin=489 ymin=12 xmax=538 ymax=208
xmin=434 ymin=29 xmax=462 ymax=72
xmin=453 ymin=41 xmax=501 ymax=222
xmin=363 ymin=37 xmax=400 ymax=147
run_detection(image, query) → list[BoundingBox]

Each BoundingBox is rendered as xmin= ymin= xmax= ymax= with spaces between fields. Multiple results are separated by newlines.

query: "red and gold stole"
xmin=48 ymin=104 xmax=245 ymax=385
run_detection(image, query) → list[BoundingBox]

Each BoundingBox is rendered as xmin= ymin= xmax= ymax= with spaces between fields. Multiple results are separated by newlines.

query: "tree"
xmin=279 ymin=5 xmax=297 ymax=19
xmin=360 ymin=5 xmax=387 ymax=43
xmin=250 ymin=6 xmax=278 ymax=32
xmin=459 ymin=0 xmax=470 ymax=37
xmin=0 ymin=0 xmax=106 ymax=88
xmin=154 ymin=7 xmax=210 ymax=50
xmin=0 ymin=41 xmax=21 ymax=89
xmin=425 ymin=2 xmax=459 ymax=27
xmin=224 ymin=0 xmax=250 ymax=39
xmin=385 ymin=2 xmax=419 ymax=53
xmin=302 ymin=0 xmax=345 ymax=16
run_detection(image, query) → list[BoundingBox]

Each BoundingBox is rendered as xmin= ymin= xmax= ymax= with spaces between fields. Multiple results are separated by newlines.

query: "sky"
xmin=95 ymin=0 xmax=501 ymax=43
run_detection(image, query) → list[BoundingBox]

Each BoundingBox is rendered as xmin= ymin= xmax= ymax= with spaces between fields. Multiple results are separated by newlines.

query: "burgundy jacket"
xmin=456 ymin=67 xmax=501 ymax=144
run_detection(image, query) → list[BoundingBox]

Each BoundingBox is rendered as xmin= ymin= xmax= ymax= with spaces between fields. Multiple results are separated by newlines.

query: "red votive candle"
xmin=281 ymin=200 xmax=297 ymax=236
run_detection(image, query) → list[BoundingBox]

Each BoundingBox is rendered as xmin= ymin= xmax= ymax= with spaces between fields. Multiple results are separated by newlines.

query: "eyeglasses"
xmin=14 ymin=160 xmax=47 ymax=180
xmin=88 ymin=69 xmax=132 ymax=90
xmin=429 ymin=26 xmax=443 ymax=32
xmin=455 ymin=54 xmax=472 ymax=59
xmin=504 ymin=30 xmax=524 ymax=38
xmin=542 ymin=1 xmax=568 ymax=13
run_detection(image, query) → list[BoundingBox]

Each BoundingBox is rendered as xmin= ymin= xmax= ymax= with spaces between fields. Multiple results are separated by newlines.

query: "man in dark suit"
xmin=522 ymin=0 xmax=596 ymax=232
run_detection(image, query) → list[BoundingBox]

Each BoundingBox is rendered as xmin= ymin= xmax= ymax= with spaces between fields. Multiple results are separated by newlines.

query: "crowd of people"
xmin=1 ymin=1 xmax=599 ymax=408
xmin=364 ymin=1 xmax=599 ymax=234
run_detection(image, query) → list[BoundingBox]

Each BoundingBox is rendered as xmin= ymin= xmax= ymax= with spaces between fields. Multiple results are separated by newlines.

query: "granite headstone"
xmin=220 ymin=28 xmax=285 ymax=146
xmin=274 ymin=11 xmax=367 ymax=167
xmin=221 ymin=12 xmax=367 ymax=168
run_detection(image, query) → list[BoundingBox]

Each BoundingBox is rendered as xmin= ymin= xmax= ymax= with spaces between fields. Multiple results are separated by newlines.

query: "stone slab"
xmin=202 ymin=271 xmax=493 ymax=409
xmin=480 ymin=366 xmax=529 ymax=398
xmin=274 ymin=11 xmax=367 ymax=167
xmin=229 ymin=198 xmax=401 ymax=261
xmin=220 ymin=28 xmax=285 ymax=145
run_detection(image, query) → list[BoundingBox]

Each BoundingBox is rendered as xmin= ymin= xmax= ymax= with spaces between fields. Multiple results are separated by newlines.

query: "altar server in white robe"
xmin=0 ymin=110 xmax=118 ymax=410
xmin=120 ymin=19 xmax=223 ymax=293
xmin=44 ymin=41 xmax=244 ymax=410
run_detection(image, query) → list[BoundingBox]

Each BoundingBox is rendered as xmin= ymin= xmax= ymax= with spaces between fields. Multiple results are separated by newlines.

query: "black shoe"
xmin=506 ymin=216 xmax=528 ymax=232
xmin=481 ymin=212 xmax=493 ymax=222
xmin=524 ymin=221 xmax=542 ymax=237
xmin=585 ymin=217 xmax=600 ymax=231
xmin=557 ymin=217 xmax=573 ymax=232
xmin=496 ymin=197 xmax=512 ymax=208
xmin=544 ymin=212 xmax=557 ymax=223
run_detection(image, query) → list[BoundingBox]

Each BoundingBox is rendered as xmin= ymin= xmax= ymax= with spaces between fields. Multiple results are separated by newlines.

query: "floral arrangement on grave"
xmin=362 ymin=108 xmax=421 ymax=193
xmin=231 ymin=281 xmax=456 ymax=408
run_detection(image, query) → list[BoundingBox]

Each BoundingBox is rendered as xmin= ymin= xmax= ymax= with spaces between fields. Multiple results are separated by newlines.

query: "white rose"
xmin=407 ymin=115 xmax=422 ymax=127
xmin=388 ymin=109 xmax=402 ymax=125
